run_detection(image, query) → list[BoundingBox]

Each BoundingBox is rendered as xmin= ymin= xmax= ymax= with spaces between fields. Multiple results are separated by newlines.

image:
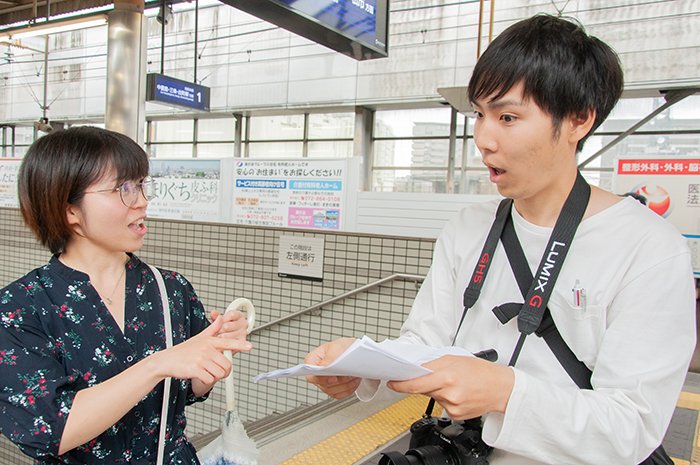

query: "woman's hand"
xmin=210 ymin=309 xmax=249 ymax=340
xmin=304 ymin=337 xmax=360 ymax=399
xmin=153 ymin=315 xmax=252 ymax=386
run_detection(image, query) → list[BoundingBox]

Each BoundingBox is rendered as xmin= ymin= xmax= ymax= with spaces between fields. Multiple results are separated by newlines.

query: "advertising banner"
xmin=231 ymin=158 xmax=359 ymax=231
xmin=148 ymin=159 xmax=231 ymax=222
xmin=613 ymin=156 xmax=700 ymax=276
xmin=0 ymin=159 xmax=21 ymax=208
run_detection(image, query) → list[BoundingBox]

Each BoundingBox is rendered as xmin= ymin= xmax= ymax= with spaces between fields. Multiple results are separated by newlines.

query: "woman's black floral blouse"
xmin=0 ymin=254 xmax=210 ymax=464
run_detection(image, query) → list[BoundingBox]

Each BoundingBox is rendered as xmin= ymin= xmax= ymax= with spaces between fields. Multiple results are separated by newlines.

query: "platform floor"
xmin=254 ymin=372 xmax=700 ymax=465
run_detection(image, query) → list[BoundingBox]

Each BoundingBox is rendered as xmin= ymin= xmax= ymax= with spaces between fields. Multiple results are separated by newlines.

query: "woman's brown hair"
xmin=18 ymin=126 xmax=149 ymax=254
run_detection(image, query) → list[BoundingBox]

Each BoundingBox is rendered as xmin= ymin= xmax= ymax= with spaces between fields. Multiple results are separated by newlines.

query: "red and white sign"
xmin=613 ymin=156 xmax=700 ymax=236
xmin=617 ymin=159 xmax=700 ymax=176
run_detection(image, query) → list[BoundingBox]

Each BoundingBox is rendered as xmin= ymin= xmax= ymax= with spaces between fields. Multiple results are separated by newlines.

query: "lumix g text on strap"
xmin=516 ymin=172 xmax=590 ymax=335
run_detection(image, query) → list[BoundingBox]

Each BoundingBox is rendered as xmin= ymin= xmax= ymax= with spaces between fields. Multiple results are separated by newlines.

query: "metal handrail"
xmin=249 ymin=273 xmax=425 ymax=335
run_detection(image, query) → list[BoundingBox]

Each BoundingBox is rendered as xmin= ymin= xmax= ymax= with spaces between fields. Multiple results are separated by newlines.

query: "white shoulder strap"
xmin=148 ymin=264 xmax=173 ymax=465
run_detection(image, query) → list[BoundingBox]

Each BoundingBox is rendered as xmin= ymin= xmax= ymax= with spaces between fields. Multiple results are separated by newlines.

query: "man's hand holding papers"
xmin=254 ymin=336 xmax=483 ymax=401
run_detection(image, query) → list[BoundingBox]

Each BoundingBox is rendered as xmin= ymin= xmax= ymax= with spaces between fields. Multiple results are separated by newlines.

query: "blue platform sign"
xmin=146 ymin=73 xmax=210 ymax=111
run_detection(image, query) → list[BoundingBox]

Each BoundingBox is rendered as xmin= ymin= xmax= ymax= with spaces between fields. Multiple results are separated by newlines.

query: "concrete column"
xmin=233 ymin=113 xmax=243 ymax=158
xmin=105 ymin=0 xmax=146 ymax=144
xmin=354 ymin=107 xmax=374 ymax=191
xmin=446 ymin=107 xmax=457 ymax=194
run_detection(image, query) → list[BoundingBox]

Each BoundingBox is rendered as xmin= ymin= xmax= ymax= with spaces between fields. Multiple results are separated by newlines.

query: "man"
xmin=305 ymin=14 xmax=695 ymax=465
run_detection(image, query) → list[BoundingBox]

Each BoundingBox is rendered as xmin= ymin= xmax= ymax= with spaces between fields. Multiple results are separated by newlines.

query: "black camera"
xmin=378 ymin=415 xmax=492 ymax=465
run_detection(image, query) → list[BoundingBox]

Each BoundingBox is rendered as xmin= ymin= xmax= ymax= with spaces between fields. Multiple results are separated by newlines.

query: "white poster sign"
xmin=685 ymin=234 xmax=700 ymax=277
xmin=277 ymin=235 xmax=325 ymax=281
xmin=612 ymin=156 xmax=700 ymax=236
xmin=232 ymin=158 xmax=359 ymax=231
xmin=148 ymin=159 xmax=231 ymax=222
xmin=0 ymin=159 xmax=21 ymax=208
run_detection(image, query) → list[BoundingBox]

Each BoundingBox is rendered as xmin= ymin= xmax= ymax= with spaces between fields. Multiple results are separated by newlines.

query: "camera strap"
xmin=458 ymin=171 xmax=589 ymax=341
xmin=498 ymin=209 xmax=593 ymax=388
xmin=497 ymin=171 xmax=590 ymax=366
xmin=453 ymin=198 xmax=513 ymax=344
xmin=457 ymin=171 xmax=589 ymax=368
xmin=513 ymin=171 xmax=590 ymax=335
xmin=426 ymin=172 xmax=589 ymax=419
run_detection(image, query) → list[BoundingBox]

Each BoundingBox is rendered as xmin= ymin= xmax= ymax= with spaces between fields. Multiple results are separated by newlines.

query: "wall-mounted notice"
xmin=613 ymin=156 xmax=700 ymax=237
xmin=278 ymin=235 xmax=325 ymax=281
xmin=232 ymin=158 xmax=359 ymax=231
xmin=685 ymin=234 xmax=700 ymax=277
xmin=0 ymin=159 xmax=21 ymax=208
xmin=148 ymin=159 xmax=231 ymax=222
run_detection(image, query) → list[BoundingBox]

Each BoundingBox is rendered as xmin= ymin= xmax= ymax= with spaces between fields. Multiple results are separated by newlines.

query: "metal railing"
xmin=249 ymin=273 xmax=425 ymax=335
xmin=193 ymin=273 xmax=426 ymax=450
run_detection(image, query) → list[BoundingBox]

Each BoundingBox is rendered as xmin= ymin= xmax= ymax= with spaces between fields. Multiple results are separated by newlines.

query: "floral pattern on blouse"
xmin=0 ymin=254 xmax=209 ymax=464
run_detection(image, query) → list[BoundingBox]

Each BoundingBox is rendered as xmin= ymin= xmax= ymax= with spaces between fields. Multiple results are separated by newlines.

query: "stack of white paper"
xmin=254 ymin=336 xmax=475 ymax=383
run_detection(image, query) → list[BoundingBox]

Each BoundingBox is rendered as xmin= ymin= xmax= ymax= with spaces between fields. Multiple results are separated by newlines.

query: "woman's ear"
xmin=65 ymin=203 xmax=85 ymax=237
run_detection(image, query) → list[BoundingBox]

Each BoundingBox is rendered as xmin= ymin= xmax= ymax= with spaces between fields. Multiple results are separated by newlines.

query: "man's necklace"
xmin=102 ymin=266 xmax=126 ymax=306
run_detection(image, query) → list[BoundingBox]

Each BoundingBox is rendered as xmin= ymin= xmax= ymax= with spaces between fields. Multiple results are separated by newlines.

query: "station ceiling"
xmin=0 ymin=1 xmax=191 ymax=28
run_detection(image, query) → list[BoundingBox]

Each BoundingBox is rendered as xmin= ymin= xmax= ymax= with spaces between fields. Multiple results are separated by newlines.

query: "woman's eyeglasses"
xmin=85 ymin=177 xmax=156 ymax=207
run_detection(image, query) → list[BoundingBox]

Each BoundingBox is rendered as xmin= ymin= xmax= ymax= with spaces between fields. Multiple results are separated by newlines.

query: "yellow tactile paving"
xmin=280 ymin=390 xmax=700 ymax=465
xmin=280 ymin=394 xmax=436 ymax=465
xmin=691 ymin=398 xmax=700 ymax=465
xmin=677 ymin=391 xmax=700 ymax=465
xmin=678 ymin=391 xmax=700 ymax=411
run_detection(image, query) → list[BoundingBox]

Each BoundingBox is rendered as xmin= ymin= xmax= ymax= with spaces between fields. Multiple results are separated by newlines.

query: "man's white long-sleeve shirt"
xmin=393 ymin=197 xmax=695 ymax=465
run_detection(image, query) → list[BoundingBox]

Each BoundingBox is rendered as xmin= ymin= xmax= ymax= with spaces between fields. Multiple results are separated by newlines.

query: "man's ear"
xmin=567 ymin=109 xmax=596 ymax=145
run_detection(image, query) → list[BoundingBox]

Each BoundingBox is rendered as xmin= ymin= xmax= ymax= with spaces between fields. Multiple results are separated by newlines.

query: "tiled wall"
xmin=0 ymin=208 xmax=435 ymax=463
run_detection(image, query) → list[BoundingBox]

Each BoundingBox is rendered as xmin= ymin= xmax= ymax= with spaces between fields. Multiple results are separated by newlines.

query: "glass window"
xmin=197 ymin=143 xmax=235 ymax=158
xmin=307 ymin=141 xmax=353 ymax=158
xmin=373 ymin=139 xmax=449 ymax=168
xmin=14 ymin=126 xmax=35 ymax=146
xmin=580 ymin=171 xmax=613 ymax=191
xmin=578 ymin=133 xmax=700 ymax=170
xmin=13 ymin=146 xmax=28 ymax=158
xmin=456 ymin=170 xmax=499 ymax=196
xmin=669 ymin=95 xmax=700 ymax=120
xmin=149 ymin=143 xmax=193 ymax=158
xmin=248 ymin=141 xmax=303 ymax=158
xmin=410 ymin=138 xmax=450 ymax=168
xmin=151 ymin=120 xmax=194 ymax=142
xmin=372 ymin=169 xmax=449 ymax=193
xmin=1 ymin=144 xmax=26 ymax=158
xmin=603 ymin=97 xmax=658 ymax=127
xmin=374 ymin=139 xmax=412 ymax=168
xmin=599 ymin=95 xmax=700 ymax=133
xmin=198 ymin=118 xmax=236 ymax=142
xmin=249 ymin=115 xmax=304 ymax=140
xmin=374 ymin=108 xmax=452 ymax=138
xmin=308 ymin=113 xmax=354 ymax=139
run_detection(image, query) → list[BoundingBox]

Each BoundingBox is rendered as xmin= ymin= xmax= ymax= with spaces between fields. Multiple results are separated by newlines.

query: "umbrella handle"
xmin=224 ymin=298 xmax=255 ymax=411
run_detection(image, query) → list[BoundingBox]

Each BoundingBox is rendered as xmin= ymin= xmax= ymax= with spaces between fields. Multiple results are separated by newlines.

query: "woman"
xmin=0 ymin=127 xmax=252 ymax=464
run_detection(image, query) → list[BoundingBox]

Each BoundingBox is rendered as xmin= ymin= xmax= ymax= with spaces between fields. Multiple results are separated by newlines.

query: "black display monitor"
xmin=221 ymin=0 xmax=389 ymax=61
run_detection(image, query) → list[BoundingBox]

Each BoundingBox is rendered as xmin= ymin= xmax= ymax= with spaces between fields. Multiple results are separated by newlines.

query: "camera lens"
xmin=379 ymin=445 xmax=460 ymax=465
xmin=378 ymin=450 xmax=423 ymax=465
xmin=407 ymin=445 xmax=459 ymax=465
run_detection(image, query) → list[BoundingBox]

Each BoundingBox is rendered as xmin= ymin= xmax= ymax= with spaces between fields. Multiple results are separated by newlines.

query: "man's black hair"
xmin=468 ymin=14 xmax=624 ymax=152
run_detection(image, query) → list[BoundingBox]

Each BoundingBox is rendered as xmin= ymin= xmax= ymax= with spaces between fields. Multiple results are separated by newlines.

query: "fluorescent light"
xmin=0 ymin=15 xmax=107 ymax=41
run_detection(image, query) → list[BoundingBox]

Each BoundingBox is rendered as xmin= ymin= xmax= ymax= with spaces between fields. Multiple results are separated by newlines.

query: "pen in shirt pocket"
xmin=572 ymin=279 xmax=586 ymax=310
